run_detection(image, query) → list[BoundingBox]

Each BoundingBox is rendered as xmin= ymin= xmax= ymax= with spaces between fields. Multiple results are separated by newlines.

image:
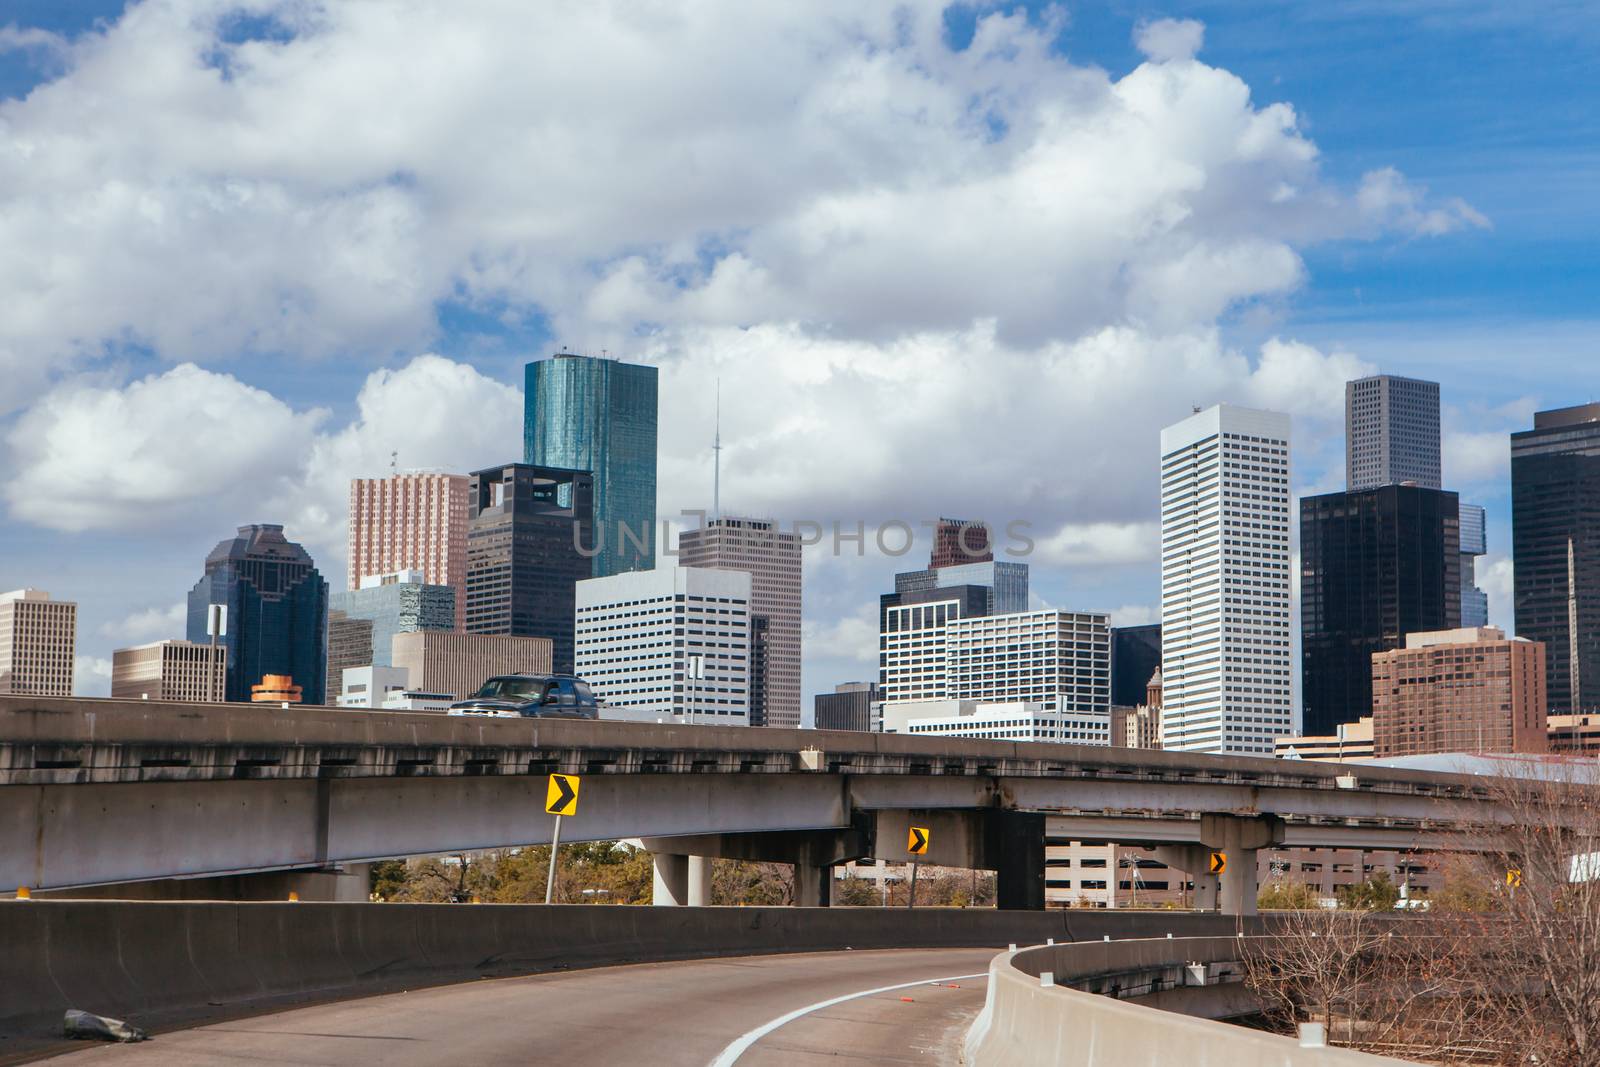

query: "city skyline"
xmin=0 ymin=5 xmax=1592 ymax=711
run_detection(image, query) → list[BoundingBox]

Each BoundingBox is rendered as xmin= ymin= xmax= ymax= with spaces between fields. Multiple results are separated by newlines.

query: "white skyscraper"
xmin=1159 ymin=405 xmax=1293 ymax=754
xmin=574 ymin=566 xmax=751 ymax=724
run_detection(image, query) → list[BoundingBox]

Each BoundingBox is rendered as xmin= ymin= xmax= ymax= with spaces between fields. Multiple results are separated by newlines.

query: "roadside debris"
xmin=63 ymin=1009 xmax=148 ymax=1043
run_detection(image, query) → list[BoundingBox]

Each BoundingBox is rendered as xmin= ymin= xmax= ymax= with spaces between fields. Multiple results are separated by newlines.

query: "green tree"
xmin=1258 ymin=880 xmax=1322 ymax=910
xmin=1335 ymin=869 xmax=1399 ymax=911
xmin=369 ymin=859 xmax=410 ymax=901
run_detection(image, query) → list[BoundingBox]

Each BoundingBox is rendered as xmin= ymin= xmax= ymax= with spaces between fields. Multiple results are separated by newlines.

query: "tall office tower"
xmin=465 ymin=464 xmax=594 ymax=674
xmin=928 ymin=517 xmax=993 ymax=567
xmin=1300 ymin=484 xmax=1461 ymax=736
xmin=348 ymin=472 xmax=469 ymax=630
xmin=186 ymin=524 xmax=329 ymax=704
xmin=879 ymin=585 xmax=991 ymax=704
xmin=1458 ymin=503 xmax=1489 ymax=628
xmin=1159 ymin=405 xmax=1292 ymax=754
xmin=524 ymin=352 xmax=658 ymax=578
xmin=574 ymin=566 xmax=751 ymax=723
xmin=813 ymin=682 xmax=880 ymax=732
xmin=0 ymin=589 xmax=76 ymax=696
xmin=1345 ymin=375 xmax=1441 ymax=491
xmin=329 ymin=570 xmax=456 ymax=670
xmin=1109 ymin=624 xmax=1161 ymax=707
xmin=1512 ymin=403 xmax=1600 ymax=713
xmin=946 ymin=610 xmax=1110 ymax=713
xmin=1371 ymin=628 xmax=1548 ymax=757
xmin=390 ymin=631 xmax=553 ymax=702
xmin=111 ymin=640 xmax=226 ymax=702
xmin=677 ymin=517 xmax=802 ymax=728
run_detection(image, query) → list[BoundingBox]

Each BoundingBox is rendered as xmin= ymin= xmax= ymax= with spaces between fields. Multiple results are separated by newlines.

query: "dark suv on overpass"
xmin=447 ymin=674 xmax=600 ymax=720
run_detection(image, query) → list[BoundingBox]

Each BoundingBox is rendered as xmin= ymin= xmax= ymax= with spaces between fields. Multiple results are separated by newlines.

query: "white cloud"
xmin=1357 ymin=167 xmax=1491 ymax=237
xmin=1134 ymin=18 xmax=1205 ymax=63
xmin=1109 ymin=603 xmax=1159 ymax=627
xmin=1444 ymin=429 xmax=1511 ymax=485
xmin=73 ymin=655 xmax=111 ymax=698
xmin=0 ymin=3 xmax=1479 ymax=412
xmin=101 ymin=603 xmax=187 ymax=643
xmin=1481 ymin=555 xmax=1515 ymax=633
xmin=1031 ymin=522 xmax=1161 ymax=567
xmin=801 ymin=607 xmax=880 ymax=667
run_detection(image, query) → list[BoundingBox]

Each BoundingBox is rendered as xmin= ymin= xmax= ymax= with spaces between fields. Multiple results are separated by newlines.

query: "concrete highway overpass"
xmin=0 ymin=696 xmax=1513 ymax=914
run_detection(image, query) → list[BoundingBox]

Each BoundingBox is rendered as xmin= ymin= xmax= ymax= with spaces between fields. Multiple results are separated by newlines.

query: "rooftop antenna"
xmin=713 ymin=378 xmax=722 ymax=521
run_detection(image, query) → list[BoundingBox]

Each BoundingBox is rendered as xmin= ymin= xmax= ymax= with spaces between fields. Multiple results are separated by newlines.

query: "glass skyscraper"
xmin=186 ymin=524 xmax=329 ymax=704
xmin=328 ymin=570 xmax=456 ymax=669
xmin=524 ymin=353 xmax=658 ymax=578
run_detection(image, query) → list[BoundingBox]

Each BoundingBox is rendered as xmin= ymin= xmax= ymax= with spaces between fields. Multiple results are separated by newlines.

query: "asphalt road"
xmin=44 ymin=948 xmax=997 ymax=1066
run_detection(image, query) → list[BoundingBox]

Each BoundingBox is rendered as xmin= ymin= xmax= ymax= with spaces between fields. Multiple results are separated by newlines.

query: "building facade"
xmin=1458 ymin=502 xmax=1489 ymax=628
xmin=946 ymin=609 xmax=1110 ymax=713
xmin=0 ymin=589 xmax=76 ymax=697
xmin=1159 ymin=405 xmax=1293 ymax=754
xmin=928 ymin=517 xmax=994 ymax=568
xmin=1511 ymin=403 xmax=1600 ymax=713
xmin=328 ymin=570 xmax=456 ymax=670
xmin=111 ymin=640 xmax=226 ymax=702
xmin=574 ymin=566 xmax=751 ymax=723
xmin=1371 ymin=627 xmax=1548 ymax=757
xmin=677 ymin=517 xmax=802 ymax=728
xmin=1300 ymin=484 xmax=1461 ymax=736
xmin=348 ymin=472 xmax=469 ymax=631
xmin=813 ymin=681 xmax=879 ymax=732
xmin=186 ymin=525 xmax=329 ymax=704
xmin=389 ymin=630 xmax=554 ymax=702
xmin=903 ymin=701 xmax=1111 ymax=744
xmin=1346 ymin=374 xmax=1441 ymax=491
xmin=1274 ymin=717 xmax=1375 ymax=762
xmin=325 ymin=611 xmax=376 ymax=702
xmin=465 ymin=463 xmax=594 ymax=673
xmin=523 ymin=353 xmax=658 ymax=578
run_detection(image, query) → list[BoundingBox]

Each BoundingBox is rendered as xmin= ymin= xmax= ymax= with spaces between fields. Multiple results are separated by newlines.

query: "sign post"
xmin=545 ymin=774 xmax=580 ymax=905
xmin=907 ymin=826 xmax=930 ymax=910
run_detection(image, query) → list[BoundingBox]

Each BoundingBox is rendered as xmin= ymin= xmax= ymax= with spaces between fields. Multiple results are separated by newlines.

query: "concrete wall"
xmin=966 ymin=937 xmax=1415 ymax=1066
xmin=0 ymin=901 xmax=1243 ymax=1046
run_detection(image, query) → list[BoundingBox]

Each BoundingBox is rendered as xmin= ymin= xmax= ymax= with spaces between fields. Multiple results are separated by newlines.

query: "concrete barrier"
xmin=0 ymin=901 xmax=1245 ymax=1047
xmin=966 ymin=936 xmax=1415 ymax=1066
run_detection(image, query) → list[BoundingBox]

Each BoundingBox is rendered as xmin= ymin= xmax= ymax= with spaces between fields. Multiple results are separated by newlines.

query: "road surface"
xmin=45 ymin=948 xmax=995 ymax=1065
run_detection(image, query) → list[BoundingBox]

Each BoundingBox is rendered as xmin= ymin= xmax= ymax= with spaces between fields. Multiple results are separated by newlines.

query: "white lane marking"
xmin=707 ymin=972 xmax=988 ymax=1066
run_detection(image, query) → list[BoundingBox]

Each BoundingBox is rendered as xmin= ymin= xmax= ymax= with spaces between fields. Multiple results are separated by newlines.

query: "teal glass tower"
xmin=524 ymin=353 xmax=658 ymax=578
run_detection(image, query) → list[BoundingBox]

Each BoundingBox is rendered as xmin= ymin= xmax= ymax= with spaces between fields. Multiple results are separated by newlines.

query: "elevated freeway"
xmin=0 ymin=695 xmax=1512 ymax=913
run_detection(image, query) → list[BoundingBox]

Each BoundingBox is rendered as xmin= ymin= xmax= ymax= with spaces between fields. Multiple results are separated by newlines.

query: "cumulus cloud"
xmin=73 ymin=655 xmax=111 ymax=698
xmin=1480 ymin=555 xmax=1515 ymax=633
xmin=1134 ymin=18 xmax=1205 ymax=62
xmin=1444 ymin=429 xmax=1511 ymax=485
xmin=1357 ymin=167 xmax=1491 ymax=237
xmin=101 ymin=603 xmax=187 ymax=643
xmin=0 ymin=2 xmax=1480 ymax=412
xmin=1031 ymin=522 xmax=1161 ymax=567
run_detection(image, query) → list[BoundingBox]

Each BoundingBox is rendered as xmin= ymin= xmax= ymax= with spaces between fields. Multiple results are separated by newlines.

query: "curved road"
xmin=47 ymin=948 xmax=995 ymax=1066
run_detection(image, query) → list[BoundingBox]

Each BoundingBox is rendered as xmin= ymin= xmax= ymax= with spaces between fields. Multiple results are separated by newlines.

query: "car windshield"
xmin=473 ymin=677 xmax=545 ymax=701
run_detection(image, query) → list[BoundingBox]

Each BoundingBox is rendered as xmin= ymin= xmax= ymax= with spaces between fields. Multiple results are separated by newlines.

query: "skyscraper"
xmin=524 ymin=353 xmax=658 ymax=578
xmin=574 ymin=566 xmax=751 ymax=723
xmin=0 ymin=589 xmax=76 ymax=696
xmin=813 ymin=682 xmax=879 ymax=732
xmin=928 ymin=517 xmax=993 ymax=567
xmin=1109 ymin=624 xmax=1161 ymax=708
xmin=111 ymin=640 xmax=225 ymax=702
xmin=1300 ymin=484 xmax=1461 ymax=736
xmin=677 ymin=517 xmax=802 ymax=727
xmin=1512 ymin=402 xmax=1600 ymax=713
xmin=186 ymin=524 xmax=329 ymax=704
xmin=1346 ymin=375 xmax=1441 ymax=491
xmin=328 ymin=570 xmax=456 ymax=669
xmin=348 ymin=472 xmax=469 ymax=630
xmin=1159 ymin=405 xmax=1292 ymax=754
xmin=465 ymin=463 xmax=594 ymax=673
xmin=1459 ymin=502 xmax=1489 ymax=628
xmin=1371 ymin=627 xmax=1547 ymax=757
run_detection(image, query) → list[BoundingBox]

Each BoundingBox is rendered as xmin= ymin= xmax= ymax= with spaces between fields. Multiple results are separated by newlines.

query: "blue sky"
xmin=0 ymin=1 xmax=1595 ymax=709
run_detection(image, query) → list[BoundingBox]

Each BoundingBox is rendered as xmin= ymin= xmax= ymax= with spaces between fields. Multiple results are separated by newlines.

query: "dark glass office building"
xmin=1512 ymin=403 xmax=1600 ymax=713
xmin=1300 ymin=485 xmax=1460 ymax=735
xmin=814 ymin=682 xmax=880 ymax=732
xmin=186 ymin=524 xmax=329 ymax=704
xmin=465 ymin=464 xmax=595 ymax=673
xmin=1110 ymin=624 xmax=1161 ymax=708
xmin=524 ymin=353 xmax=658 ymax=578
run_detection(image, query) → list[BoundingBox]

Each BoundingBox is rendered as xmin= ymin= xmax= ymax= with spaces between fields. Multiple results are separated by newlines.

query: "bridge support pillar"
xmin=652 ymin=852 xmax=690 ymax=906
xmin=1200 ymin=814 xmax=1284 ymax=917
xmin=985 ymin=812 xmax=1046 ymax=911
xmin=1153 ymin=846 xmax=1220 ymax=911
xmin=688 ymin=855 xmax=712 ymax=907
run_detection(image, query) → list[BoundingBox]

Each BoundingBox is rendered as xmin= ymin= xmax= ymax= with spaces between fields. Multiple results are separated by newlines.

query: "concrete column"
xmin=793 ymin=860 xmax=832 ymax=908
xmin=1220 ymin=848 xmax=1259 ymax=917
xmin=687 ymin=856 xmax=712 ymax=907
xmin=1154 ymin=845 xmax=1219 ymax=912
xmin=652 ymin=853 xmax=689 ymax=906
xmin=985 ymin=812 xmax=1046 ymax=911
